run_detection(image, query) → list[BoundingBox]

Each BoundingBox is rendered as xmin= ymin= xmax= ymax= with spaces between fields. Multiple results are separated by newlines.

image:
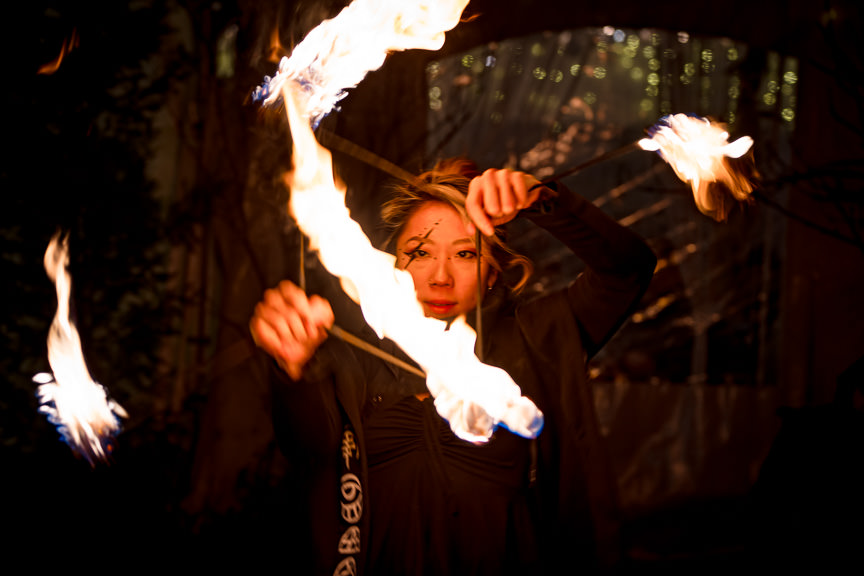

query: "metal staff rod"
xmin=529 ymin=140 xmax=642 ymax=192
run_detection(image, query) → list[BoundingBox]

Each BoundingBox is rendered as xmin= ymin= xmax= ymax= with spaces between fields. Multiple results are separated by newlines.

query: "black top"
xmin=364 ymin=393 xmax=535 ymax=575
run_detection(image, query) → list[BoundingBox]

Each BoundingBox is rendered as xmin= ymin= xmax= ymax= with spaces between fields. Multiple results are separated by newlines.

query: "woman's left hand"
xmin=466 ymin=168 xmax=544 ymax=236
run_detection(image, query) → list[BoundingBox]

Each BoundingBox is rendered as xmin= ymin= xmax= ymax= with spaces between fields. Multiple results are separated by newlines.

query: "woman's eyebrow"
xmin=403 ymin=228 xmax=434 ymax=268
xmin=404 ymin=234 xmax=436 ymax=245
xmin=452 ymin=237 xmax=474 ymax=247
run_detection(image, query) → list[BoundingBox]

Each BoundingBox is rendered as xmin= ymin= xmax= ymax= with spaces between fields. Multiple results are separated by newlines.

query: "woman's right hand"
xmin=250 ymin=280 xmax=334 ymax=380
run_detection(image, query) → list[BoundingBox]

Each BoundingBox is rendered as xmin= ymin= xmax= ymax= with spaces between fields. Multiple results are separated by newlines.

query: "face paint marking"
xmin=403 ymin=225 xmax=436 ymax=269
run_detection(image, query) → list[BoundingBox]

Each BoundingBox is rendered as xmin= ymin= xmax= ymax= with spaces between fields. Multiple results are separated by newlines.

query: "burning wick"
xmin=638 ymin=113 xmax=756 ymax=221
xmin=33 ymin=232 xmax=127 ymax=466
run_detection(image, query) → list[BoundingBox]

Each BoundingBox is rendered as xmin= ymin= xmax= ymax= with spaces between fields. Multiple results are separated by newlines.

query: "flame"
xmin=254 ymin=0 xmax=470 ymax=125
xmin=267 ymin=26 xmax=287 ymax=64
xmin=33 ymin=232 xmax=127 ymax=465
xmin=283 ymin=79 xmax=541 ymax=443
xmin=38 ymin=29 xmax=79 ymax=75
xmin=638 ymin=114 xmax=756 ymax=221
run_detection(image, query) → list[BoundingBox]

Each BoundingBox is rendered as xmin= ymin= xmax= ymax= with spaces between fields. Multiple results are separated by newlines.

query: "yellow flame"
xmin=33 ymin=233 xmax=127 ymax=465
xmin=263 ymin=0 xmax=470 ymax=123
xmin=282 ymin=78 xmax=541 ymax=442
xmin=639 ymin=114 xmax=756 ymax=221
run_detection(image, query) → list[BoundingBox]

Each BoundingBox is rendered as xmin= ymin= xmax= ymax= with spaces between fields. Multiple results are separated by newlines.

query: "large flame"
xmin=33 ymin=233 xmax=127 ymax=465
xmin=638 ymin=114 xmax=756 ymax=221
xmin=254 ymin=0 xmax=470 ymax=125
xmin=283 ymin=80 xmax=542 ymax=443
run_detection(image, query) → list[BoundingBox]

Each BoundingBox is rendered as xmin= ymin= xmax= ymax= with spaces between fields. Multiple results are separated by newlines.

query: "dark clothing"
xmin=271 ymin=185 xmax=656 ymax=575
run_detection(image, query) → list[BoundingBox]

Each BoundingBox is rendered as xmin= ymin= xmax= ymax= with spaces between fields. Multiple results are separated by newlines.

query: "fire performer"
xmin=250 ymin=158 xmax=656 ymax=574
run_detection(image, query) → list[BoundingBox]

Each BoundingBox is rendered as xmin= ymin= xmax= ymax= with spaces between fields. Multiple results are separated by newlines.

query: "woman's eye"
xmin=403 ymin=248 xmax=429 ymax=259
xmin=456 ymin=250 xmax=476 ymax=259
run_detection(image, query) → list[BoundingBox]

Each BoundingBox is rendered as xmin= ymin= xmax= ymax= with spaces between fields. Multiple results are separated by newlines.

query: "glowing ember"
xmin=283 ymin=79 xmax=542 ymax=443
xmin=253 ymin=0 xmax=470 ymax=125
xmin=639 ymin=113 xmax=756 ymax=221
xmin=33 ymin=232 xmax=127 ymax=465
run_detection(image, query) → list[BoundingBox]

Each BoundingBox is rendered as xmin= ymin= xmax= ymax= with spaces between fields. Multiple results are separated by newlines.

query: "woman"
xmin=250 ymin=159 xmax=656 ymax=575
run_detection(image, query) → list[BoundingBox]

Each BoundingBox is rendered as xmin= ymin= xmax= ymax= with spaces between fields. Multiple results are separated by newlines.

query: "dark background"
xmin=2 ymin=0 xmax=862 ymax=570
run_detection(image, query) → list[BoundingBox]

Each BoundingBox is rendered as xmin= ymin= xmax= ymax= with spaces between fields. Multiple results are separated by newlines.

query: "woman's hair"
xmin=380 ymin=157 xmax=533 ymax=293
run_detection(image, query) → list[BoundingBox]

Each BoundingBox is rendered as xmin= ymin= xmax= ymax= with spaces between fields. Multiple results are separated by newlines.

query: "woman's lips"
xmin=425 ymin=301 xmax=456 ymax=316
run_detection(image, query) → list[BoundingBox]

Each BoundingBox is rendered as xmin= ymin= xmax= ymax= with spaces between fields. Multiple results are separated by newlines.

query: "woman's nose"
xmin=428 ymin=258 xmax=452 ymax=287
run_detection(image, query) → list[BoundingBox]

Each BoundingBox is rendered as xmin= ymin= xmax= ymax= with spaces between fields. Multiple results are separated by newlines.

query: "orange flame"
xmin=267 ymin=26 xmax=287 ymax=64
xmin=639 ymin=114 xmax=756 ymax=221
xmin=38 ymin=29 xmax=79 ymax=75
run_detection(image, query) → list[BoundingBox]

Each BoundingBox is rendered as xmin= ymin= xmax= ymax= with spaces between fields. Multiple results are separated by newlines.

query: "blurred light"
xmin=640 ymin=99 xmax=654 ymax=112
xmin=593 ymin=66 xmax=606 ymax=79
xmin=701 ymin=49 xmax=713 ymax=62
xmin=684 ymin=62 xmax=695 ymax=76
xmin=783 ymin=70 xmax=798 ymax=84
xmin=727 ymin=47 xmax=739 ymax=61
xmin=767 ymin=80 xmax=779 ymax=93
xmin=461 ymin=54 xmax=475 ymax=67
xmin=550 ymin=69 xmax=564 ymax=83
xmin=485 ymin=55 xmax=496 ymax=68
xmin=216 ymin=24 xmax=238 ymax=78
xmin=490 ymin=111 xmax=503 ymax=123
xmin=643 ymin=45 xmax=656 ymax=59
xmin=728 ymin=86 xmax=740 ymax=98
xmin=647 ymin=72 xmax=660 ymax=85
xmin=781 ymin=108 xmax=795 ymax=122
xmin=531 ymin=42 xmax=544 ymax=57
xmin=511 ymin=62 xmax=523 ymax=75
xmin=763 ymin=93 xmax=776 ymax=105
xmin=645 ymin=85 xmax=658 ymax=97
xmin=429 ymin=86 xmax=441 ymax=98
xmin=584 ymin=91 xmax=597 ymax=105
xmin=603 ymin=25 xmax=615 ymax=36
xmin=533 ymin=66 xmax=547 ymax=80
xmin=426 ymin=61 xmax=441 ymax=78
xmin=631 ymin=67 xmax=644 ymax=81
xmin=677 ymin=31 xmax=690 ymax=43
xmin=569 ymin=63 xmax=581 ymax=76
xmin=613 ymin=29 xmax=626 ymax=43
xmin=649 ymin=58 xmax=661 ymax=71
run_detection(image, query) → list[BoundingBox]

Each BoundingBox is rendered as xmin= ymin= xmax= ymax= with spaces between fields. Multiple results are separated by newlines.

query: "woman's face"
xmin=395 ymin=201 xmax=496 ymax=321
